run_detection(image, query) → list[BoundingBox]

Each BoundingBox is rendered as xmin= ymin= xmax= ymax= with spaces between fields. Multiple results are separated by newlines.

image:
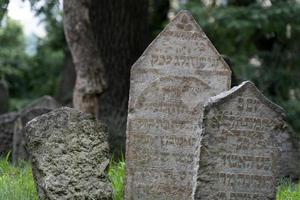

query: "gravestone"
xmin=275 ymin=124 xmax=300 ymax=180
xmin=0 ymin=112 xmax=19 ymax=155
xmin=12 ymin=108 xmax=52 ymax=164
xmin=25 ymin=107 xmax=112 ymax=200
xmin=195 ymin=81 xmax=284 ymax=200
xmin=12 ymin=96 xmax=60 ymax=164
xmin=21 ymin=95 xmax=60 ymax=113
xmin=125 ymin=10 xmax=231 ymax=199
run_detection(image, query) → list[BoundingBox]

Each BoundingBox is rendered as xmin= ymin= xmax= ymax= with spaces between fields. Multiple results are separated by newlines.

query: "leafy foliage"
xmin=0 ymin=0 xmax=66 ymax=111
xmin=186 ymin=0 xmax=300 ymax=133
xmin=0 ymin=17 xmax=30 ymax=110
xmin=0 ymin=0 xmax=9 ymax=22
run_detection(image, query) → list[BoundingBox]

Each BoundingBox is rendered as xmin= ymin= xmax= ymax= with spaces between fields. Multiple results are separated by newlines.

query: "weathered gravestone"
xmin=195 ymin=81 xmax=284 ymax=200
xmin=12 ymin=96 xmax=60 ymax=164
xmin=275 ymin=124 xmax=300 ymax=180
xmin=21 ymin=95 xmax=60 ymax=113
xmin=125 ymin=10 xmax=231 ymax=199
xmin=25 ymin=107 xmax=112 ymax=200
xmin=0 ymin=112 xmax=18 ymax=155
xmin=12 ymin=108 xmax=53 ymax=164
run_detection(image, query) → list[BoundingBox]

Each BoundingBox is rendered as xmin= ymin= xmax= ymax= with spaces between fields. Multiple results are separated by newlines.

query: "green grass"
xmin=277 ymin=179 xmax=300 ymax=200
xmin=108 ymin=158 xmax=125 ymax=200
xmin=0 ymin=154 xmax=38 ymax=200
xmin=0 ymin=155 xmax=299 ymax=200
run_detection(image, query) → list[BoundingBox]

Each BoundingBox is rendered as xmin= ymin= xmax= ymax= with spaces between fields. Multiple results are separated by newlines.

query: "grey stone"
xmin=0 ymin=96 xmax=60 ymax=157
xmin=275 ymin=124 xmax=300 ymax=180
xmin=22 ymin=95 xmax=60 ymax=113
xmin=25 ymin=107 xmax=112 ymax=200
xmin=0 ymin=112 xmax=18 ymax=155
xmin=12 ymin=108 xmax=53 ymax=164
xmin=195 ymin=81 xmax=284 ymax=200
xmin=12 ymin=96 xmax=60 ymax=164
xmin=125 ymin=10 xmax=231 ymax=200
xmin=0 ymin=81 xmax=9 ymax=114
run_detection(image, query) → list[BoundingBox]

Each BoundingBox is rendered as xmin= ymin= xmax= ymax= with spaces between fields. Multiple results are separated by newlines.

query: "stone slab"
xmin=195 ymin=81 xmax=284 ymax=200
xmin=25 ymin=107 xmax=112 ymax=200
xmin=125 ymin=10 xmax=231 ymax=200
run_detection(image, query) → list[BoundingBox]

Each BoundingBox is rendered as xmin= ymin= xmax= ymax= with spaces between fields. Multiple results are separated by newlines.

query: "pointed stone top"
xmin=131 ymin=9 xmax=231 ymax=75
xmin=169 ymin=10 xmax=203 ymax=32
xmin=206 ymin=81 xmax=285 ymax=116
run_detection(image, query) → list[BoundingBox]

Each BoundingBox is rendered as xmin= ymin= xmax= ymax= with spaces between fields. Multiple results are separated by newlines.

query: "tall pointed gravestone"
xmin=125 ymin=10 xmax=231 ymax=199
xmin=196 ymin=81 xmax=284 ymax=200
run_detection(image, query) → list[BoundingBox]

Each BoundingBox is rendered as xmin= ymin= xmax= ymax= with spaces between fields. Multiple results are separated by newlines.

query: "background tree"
xmin=88 ymin=0 xmax=150 ymax=152
xmin=0 ymin=0 xmax=70 ymax=110
xmin=63 ymin=0 xmax=106 ymax=117
xmin=28 ymin=0 xmax=75 ymax=104
xmin=0 ymin=17 xmax=30 ymax=110
xmin=0 ymin=0 xmax=9 ymax=22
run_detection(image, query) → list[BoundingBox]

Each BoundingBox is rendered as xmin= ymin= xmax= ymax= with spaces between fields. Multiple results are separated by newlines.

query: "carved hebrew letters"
xmin=195 ymin=81 xmax=284 ymax=200
xmin=125 ymin=10 xmax=231 ymax=200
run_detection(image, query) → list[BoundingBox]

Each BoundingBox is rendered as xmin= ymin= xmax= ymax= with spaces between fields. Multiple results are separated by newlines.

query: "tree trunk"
xmin=89 ymin=0 xmax=150 ymax=152
xmin=63 ymin=0 xmax=106 ymax=117
xmin=56 ymin=53 xmax=76 ymax=105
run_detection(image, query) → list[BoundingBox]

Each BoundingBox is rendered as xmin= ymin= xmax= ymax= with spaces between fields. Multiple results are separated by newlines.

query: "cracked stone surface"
xmin=125 ymin=10 xmax=231 ymax=200
xmin=196 ymin=81 xmax=284 ymax=200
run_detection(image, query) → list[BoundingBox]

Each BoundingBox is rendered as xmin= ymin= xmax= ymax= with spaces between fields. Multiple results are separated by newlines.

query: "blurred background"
xmin=0 ymin=0 xmax=299 ymax=152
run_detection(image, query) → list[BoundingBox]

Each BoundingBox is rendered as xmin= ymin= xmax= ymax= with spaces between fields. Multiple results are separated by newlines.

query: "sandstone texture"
xmin=125 ymin=10 xmax=231 ymax=200
xmin=12 ymin=96 xmax=60 ymax=164
xmin=12 ymin=108 xmax=52 ymax=164
xmin=25 ymin=107 xmax=112 ymax=200
xmin=196 ymin=81 xmax=284 ymax=200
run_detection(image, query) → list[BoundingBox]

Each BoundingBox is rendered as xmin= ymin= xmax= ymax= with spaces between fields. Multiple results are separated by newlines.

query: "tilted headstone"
xmin=195 ymin=81 xmax=284 ymax=200
xmin=0 ymin=112 xmax=19 ymax=155
xmin=12 ymin=95 xmax=60 ymax=164
xmin=21 ymin=95 xmax=60 ymax=113
xmin=12 ymin=108 xmax=53 ymax=164
xmin=25 ymin=107 xmax=112 ymax=200
xmin=125 ymin=10 xmax=231 ymax=199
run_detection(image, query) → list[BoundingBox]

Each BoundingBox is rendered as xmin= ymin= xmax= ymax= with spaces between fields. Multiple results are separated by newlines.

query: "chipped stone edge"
xmin=125 ymin=10 xmax=233 ymax=200
xmin=204 ymin=81 xmax=286 ymax=118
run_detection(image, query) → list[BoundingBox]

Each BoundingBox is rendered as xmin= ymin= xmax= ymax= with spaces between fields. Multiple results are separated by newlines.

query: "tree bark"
xmin=56 ymin=53 xmax=76 ymax=105
xmin=63 ymin=0 xmax=106 ymax=117
xmin=89 ymin=0 xmax=150 ymax=152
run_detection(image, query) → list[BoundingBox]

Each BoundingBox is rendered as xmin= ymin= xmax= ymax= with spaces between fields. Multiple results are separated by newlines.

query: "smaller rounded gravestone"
xmin=196 ymin=81 xmax=285 ymax=200
xmin=25 ymin=107 xmax=112 ymax=200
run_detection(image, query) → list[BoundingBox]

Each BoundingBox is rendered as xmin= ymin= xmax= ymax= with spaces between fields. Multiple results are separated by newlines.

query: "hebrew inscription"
xmin=125 ymin=10 xmax=231 ymax=200
xmin=195 ymin=81 xmax=284 ymax=200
